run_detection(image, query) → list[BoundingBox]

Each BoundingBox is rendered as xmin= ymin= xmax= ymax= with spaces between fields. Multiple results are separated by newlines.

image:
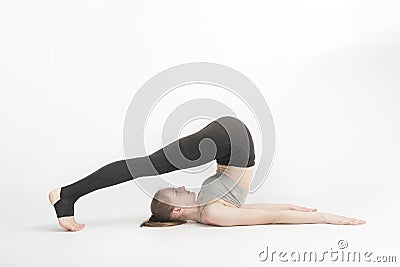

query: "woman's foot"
xmin=48 ymin=188 xmax=85 ymax=232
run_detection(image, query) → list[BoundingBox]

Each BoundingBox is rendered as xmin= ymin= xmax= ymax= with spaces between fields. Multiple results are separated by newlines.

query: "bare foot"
xmin=48 ymin=188 xmax=85 ymax=232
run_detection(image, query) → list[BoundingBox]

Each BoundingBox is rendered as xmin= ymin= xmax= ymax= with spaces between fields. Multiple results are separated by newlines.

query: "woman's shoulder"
xmin=200 ymin=199 xmax=238 ymax=224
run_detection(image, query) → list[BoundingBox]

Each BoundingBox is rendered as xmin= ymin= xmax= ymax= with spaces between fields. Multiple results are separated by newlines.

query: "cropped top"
xmin=197 ymin=171 xmax=248 ymax=223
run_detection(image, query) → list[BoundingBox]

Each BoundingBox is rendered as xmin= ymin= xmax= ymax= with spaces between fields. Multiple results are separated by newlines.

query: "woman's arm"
xmin=204 ymin=205 xmax=365 ymax=226
xmin=241 ymin=203 xmax=317 ymax=212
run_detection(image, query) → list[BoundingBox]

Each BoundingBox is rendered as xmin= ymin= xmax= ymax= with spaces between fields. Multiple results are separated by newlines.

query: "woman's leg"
xmin=52 ymin=116 xmax=255 ymax=218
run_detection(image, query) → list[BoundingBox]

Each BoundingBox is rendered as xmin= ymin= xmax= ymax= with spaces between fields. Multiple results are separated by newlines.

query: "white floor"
xmin=3 ymin=165 xmax=399 ymax=267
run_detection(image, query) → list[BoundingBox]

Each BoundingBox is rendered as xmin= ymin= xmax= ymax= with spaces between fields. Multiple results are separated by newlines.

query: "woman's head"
xmin=140 ymin=186 xmax=197 ymax=227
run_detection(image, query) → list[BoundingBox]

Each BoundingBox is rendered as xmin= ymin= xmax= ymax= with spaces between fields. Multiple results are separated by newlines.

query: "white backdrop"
xmin=1 ymin=1 xmax=399 ymax=266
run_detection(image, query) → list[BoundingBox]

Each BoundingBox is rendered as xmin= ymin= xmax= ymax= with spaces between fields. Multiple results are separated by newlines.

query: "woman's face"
xmin=161 ymin=186 xmax=197 ymax=207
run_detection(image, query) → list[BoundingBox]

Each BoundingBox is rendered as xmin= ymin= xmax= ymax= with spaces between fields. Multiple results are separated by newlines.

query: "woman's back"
xmin=197 ymin=166 xmax=254 ymax=223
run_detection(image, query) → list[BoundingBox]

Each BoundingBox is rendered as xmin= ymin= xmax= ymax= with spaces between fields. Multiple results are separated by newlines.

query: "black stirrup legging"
xmin=54 ymin=116 xmax=255 ymax=218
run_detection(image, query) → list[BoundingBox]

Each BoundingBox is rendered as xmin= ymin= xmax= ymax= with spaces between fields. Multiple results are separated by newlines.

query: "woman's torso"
xmin=197 ymin=164 xmax=254 ymax=223
xmin=216 ymin=164 xmax=254 ymax=192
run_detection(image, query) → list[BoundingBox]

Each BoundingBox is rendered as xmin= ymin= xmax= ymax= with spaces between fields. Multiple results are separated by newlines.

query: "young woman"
xmin=49 ymin=116 xmax=365 ymax=231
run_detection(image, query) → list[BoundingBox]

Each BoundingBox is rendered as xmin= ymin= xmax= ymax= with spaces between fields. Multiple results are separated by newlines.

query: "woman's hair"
xmin=140 ymin=189 xmax=187 ymax=227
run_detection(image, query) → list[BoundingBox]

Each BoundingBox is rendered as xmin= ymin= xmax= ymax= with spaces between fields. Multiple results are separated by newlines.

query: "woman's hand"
xmin=320 ymin=212 xmax=366 ymax=225
xmin=286 ymin=204 xmax=317 ymax=212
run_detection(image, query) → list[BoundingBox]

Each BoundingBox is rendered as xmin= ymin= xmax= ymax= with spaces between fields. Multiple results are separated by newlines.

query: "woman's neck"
xmin=183 ymin=201 xmax=202 ymax=222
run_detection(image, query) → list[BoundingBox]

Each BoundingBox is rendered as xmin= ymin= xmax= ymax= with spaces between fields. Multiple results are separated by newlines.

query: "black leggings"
xmin=54 ymin=116 xmax=255 ymax=218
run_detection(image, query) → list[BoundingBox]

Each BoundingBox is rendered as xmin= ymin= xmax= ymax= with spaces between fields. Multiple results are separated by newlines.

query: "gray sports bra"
xmin=197 ymin=171 xmax=248 ymax=223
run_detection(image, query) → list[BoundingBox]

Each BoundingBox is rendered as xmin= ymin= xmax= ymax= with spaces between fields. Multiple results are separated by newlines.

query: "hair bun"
xmin=149 ymin=214 xmax=159 ymax=222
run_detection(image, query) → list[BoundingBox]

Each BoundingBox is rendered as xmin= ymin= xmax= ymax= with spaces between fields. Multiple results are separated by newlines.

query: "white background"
xmin=1 ymin=1 xmax=399 ymax=266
